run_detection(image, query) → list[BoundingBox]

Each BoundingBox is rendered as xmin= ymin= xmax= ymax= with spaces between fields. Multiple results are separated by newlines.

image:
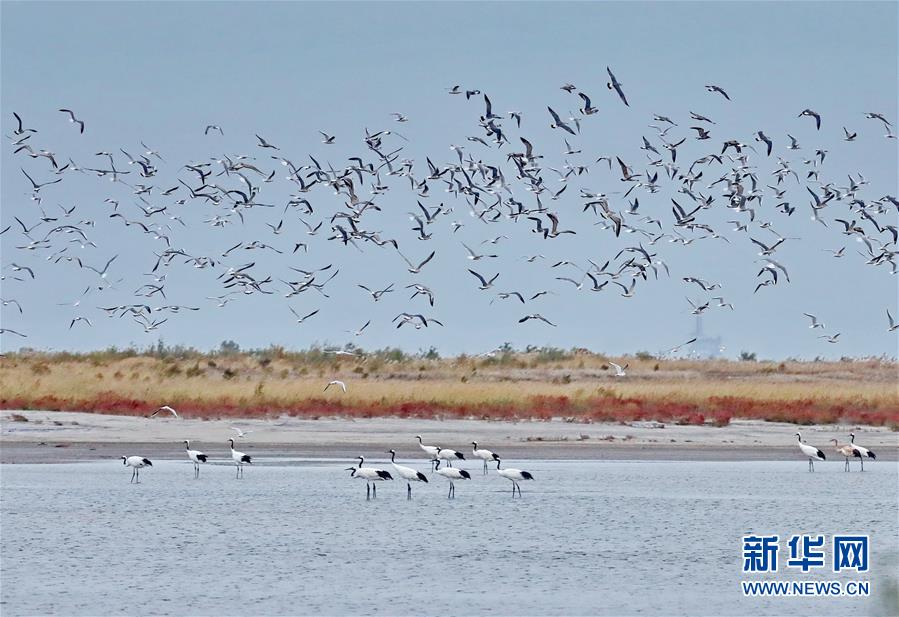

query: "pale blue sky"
xmin=1 ymin=1 xmax=897 ymax=359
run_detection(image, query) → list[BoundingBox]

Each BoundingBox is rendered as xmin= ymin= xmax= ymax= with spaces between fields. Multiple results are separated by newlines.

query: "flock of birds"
xmin=122 ymin=406 xmax=877 ymax=489
xmin=2 ymin=72 xmax=897 ymax=353
xmin=122 ymin=432 xmax=534 ymax=498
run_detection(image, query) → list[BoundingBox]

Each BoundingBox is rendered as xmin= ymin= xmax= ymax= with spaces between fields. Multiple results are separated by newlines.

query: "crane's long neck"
xmin=185 ymin=441 xmax=190 ymax=450
xmin=850 ymin=435 xmax=856 ymax=444
xmin=416 ymin=436 xmax=423 ymax=445
xmin=389 ymin=451 xmax=396 ymax=463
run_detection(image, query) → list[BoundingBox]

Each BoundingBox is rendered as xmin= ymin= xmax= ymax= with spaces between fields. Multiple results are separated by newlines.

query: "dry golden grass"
xmin=1 ymin=350 xmax=897 ymax=426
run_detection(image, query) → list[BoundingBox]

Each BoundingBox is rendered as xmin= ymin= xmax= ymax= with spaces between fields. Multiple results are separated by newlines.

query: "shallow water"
xmin=1 ymin=459 xmax=896 ymax=616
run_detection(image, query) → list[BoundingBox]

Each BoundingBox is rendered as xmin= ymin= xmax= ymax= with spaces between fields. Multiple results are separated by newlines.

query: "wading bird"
xmin=849 ymin=433 xmax=875 ymax=471
xmin=184 ymin=440 xmax=208 ymax=478
xmin=795 ymin=432 xmax=825 ymax=472
xmin=228 ymin=438 xmax=252 ymax=478
xmin=829 ymin=439 xmax=861 ymax=472
xmin=495 ymin=459 xmax=534 ymax=497
xmin=387 ymin=450 xmax=428 ymax=499
xmin=471 ymin=442 xmax=500 ymax=474
xmin=347 ymin=456 xmax=393 ymax=499
xmin=433 ymin=459 xmax=471 ymax=498
xmin=121 ymin=456 xmax=152 ymax=483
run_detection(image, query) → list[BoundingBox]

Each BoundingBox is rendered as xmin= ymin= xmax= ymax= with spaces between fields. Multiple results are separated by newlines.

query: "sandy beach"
xmin=1 ymin=409 xmax=896 ymax=464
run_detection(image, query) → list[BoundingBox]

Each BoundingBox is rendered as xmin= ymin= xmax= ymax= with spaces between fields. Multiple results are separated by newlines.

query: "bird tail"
xmin=521 ymin=471 xmax=534 ymax=480
xmin=242 ymin=455 xmax=252 ymax=463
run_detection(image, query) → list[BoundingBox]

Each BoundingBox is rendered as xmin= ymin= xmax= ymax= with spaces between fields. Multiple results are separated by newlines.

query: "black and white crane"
xmin=346 ymin=456 xmax=393 ymax=499
xmin=495 ymin=459 xmax=534 ymax=497
xmin=387 ymin=450 xmax=428 ymax=499
xmin=415 ymin=435 xmax=439 ymax=469
xmin=795 ymin=432 xmax=825 ymax=472
xmin=849 ymin=433 xmax=876 ymax=471
xmin=228 ymin=438 xmax=252 ymax=478
xmin=435 ymin=446 xmax=465 ymax=468
xmin=183 ymin=440 xmax=208 ymax=478
xmin=471 ymin=441 xmax=500 ymax=474
xmin=433 ymin=459 xmax=471 ymax=499
xmin=121 ymin=456 xmax=152 ymax=483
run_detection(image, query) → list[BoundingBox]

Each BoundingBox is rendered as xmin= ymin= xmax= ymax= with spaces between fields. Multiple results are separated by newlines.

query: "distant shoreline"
xmin=2 ymin=410 xmax=896 ymax=464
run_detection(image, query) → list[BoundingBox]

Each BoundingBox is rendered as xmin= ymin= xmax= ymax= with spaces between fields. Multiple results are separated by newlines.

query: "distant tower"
xmin=689 ymin=314 xmax=723 ymax=358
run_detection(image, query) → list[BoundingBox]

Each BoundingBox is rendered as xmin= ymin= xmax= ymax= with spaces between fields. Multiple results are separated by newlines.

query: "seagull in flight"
xmin=397 ymin=249 xmax=435 ymax=274
xmin=468 ymin=268 xmax=499 ymax=290
xmin=289 ymin=306 xmax=319 ymax=324
xmin=606 ymin=67 xmax=629 ymax=106
xmin=803 ymin=313 xmax=825 ymax=329
xmin=518 ymin=314 xmax=556 ymax=326
xmin=705 ymin=84 xmax=730 ymax=100
xmin=547 ymin=107 xmax=576 ymax=135
xmin=58 ymin=109 xmax=85 ymax=133
xmin=324 ymin=380 xmax=348 ymax=393
xmin=230 ymin=426 xmax=253 ymax=438
xmin=149 ymin=405 xmax=179 ymax=418
xmin=609 ymin=362 xmax=628 ymax=377
xmin=799 ymin=109 xmax=822 ymax=130
xmin=886 ymin=309 xmax=898 ymax=332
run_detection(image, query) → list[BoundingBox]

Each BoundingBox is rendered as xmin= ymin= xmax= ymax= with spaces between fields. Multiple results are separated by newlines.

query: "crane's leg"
xmin=860 ymin=458 xmax=864 ymax=472
xmin=130 ymin=468 xmax=136 ymax=483
xmin=373 ymin=484 xmax=377 ymax=499
xmin=366 ymin=483 xmax=370 ymax=500
xmin=447 ymin=482 xmax=452 ymax=499
xmin=136 ymin=468 xmax=140 ymax=483
xmin=483 ymin=460 xmax=488 ymax=475
xmin=844 ymin=457 xmax=849 ymax=472
xmin=407 ymin=483 xmax=412 ymax=500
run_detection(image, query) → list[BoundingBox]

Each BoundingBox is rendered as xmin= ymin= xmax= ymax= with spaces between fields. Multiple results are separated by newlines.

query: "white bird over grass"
xmin=324 ymin=380 xmax=347 ymax=393
xmin=149 ymin=405 xmax=179 ymax=418
xmin=609 ymin=362 xmax=628 ymax=377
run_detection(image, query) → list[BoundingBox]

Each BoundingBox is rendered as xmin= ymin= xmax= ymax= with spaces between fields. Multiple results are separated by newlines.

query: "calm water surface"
xmin=1 ymin=459 xmax=897 ymax=616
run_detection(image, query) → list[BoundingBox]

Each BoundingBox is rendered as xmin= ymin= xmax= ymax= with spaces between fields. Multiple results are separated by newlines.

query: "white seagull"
xmin=324 ymin=380 xmax=347 ymax=393
xmin=149 ymin=405 xmax=179 ymax=418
